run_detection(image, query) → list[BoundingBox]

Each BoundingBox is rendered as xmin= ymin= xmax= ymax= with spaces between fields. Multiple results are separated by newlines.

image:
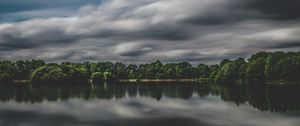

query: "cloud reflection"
xmin=0 ymin=84 xmax=299 ymax=126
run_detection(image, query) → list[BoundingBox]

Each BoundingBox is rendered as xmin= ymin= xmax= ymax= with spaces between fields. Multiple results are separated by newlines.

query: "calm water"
xmin=0 ymin=82 xmax=299 ymax=126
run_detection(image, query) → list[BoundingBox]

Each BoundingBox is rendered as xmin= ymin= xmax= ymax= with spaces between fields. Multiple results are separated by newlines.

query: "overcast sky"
xmin=0 ymin=0 xmax=300 ymax=64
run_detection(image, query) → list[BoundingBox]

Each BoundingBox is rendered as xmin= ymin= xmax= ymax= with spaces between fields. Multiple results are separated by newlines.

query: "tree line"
xmin=0 ymin=51 xmax=300 ymax=85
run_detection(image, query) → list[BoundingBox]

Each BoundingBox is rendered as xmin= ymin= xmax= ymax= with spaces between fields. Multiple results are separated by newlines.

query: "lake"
xmin=0 ymin=82 xmax=299 ymax=126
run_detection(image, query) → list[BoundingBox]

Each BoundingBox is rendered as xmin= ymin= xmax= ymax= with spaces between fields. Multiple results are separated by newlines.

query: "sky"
xmin=0 ymin=0 xmax=300 ymax=64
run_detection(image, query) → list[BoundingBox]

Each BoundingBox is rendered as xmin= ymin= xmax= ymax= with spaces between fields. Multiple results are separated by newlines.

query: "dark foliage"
xmin=1 ymin=51 xmax=300 ymax=85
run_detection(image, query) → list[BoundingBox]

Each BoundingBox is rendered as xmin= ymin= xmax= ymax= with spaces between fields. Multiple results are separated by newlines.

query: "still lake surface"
xmin=0 ymin=82 xmax=299 ymax=126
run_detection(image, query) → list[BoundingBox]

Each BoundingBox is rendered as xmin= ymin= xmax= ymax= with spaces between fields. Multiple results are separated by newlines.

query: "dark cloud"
xmin=0 ymin=42 xmax=36 ymax=51
xmin=120 ymin=50 xmax=150 ymax=57
xmin=268 ymin=41 xmax=300 ymax=49
xmin=243 ymin=0 xmax=300 ymax=20
xmin=0 ymin=30 xmax=80 ymax=51
xmin=134 ymin=26 xmax=193 ymax=41
xmin=89 ymin=25 xmax=193 ymax=41
xmin=0 ymin=0 xmax=300 ymax=64
xmin=0 ymin=33 xmax=37 ymax=50
xmin=181 ymin=0 xmax=300 ymax=26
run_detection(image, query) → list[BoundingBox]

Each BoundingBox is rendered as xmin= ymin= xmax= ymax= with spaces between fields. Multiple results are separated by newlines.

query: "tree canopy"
xmin=1 ymin=51 xmax=300 ymax=85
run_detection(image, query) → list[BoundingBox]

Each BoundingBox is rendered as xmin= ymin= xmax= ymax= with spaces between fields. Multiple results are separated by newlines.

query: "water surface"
xmin=0 ymin=82 xmax=299 ymax=126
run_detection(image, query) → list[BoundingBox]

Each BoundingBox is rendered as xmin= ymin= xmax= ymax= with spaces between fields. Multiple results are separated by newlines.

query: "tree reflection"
xmin=0 ymin=82 xmax=299 ymax=113
xmin=218 ymin=84 xmax=300 ymax=113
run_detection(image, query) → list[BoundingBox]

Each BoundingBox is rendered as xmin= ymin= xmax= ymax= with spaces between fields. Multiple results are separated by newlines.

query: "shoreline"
xmin=118 ymin=79 xmax=209 ymax=83
xmin=7 ymin=79 xmax=300 ymax=86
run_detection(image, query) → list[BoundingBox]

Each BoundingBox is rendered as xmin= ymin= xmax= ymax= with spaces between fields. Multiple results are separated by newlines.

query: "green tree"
xmin=0 ymin=61 xmax=17 ymax=82
xmin=0 ymin=73 xmax=14 ymax=83
xmin=61 ymin=65 xmax=89 ymax=84
xmin=31 ymin=65 xmax=67 ymax=84
xmin=196 ymin=64 xmax=211 ymax=78
xmin=163 ymin=63 xmax=177 ymax=79
xmin=264 ymin=52 xmax=285 ymax=81
xmin=126 ymin=64 xmax=138 ymax=79
xmin=113 ymin=62 xmax=127 ymax=79
xmin=91 ymin=62 xmax=113 ymax=73
xmin=246 ymin=57 xmax=266 ymax=84
xmin=103 ymin=71 xmax=114 ymax=81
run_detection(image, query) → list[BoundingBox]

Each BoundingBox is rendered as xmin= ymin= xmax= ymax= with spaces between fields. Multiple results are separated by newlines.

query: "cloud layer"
xmin=0 ymin=0 xmax=300 ymax=64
